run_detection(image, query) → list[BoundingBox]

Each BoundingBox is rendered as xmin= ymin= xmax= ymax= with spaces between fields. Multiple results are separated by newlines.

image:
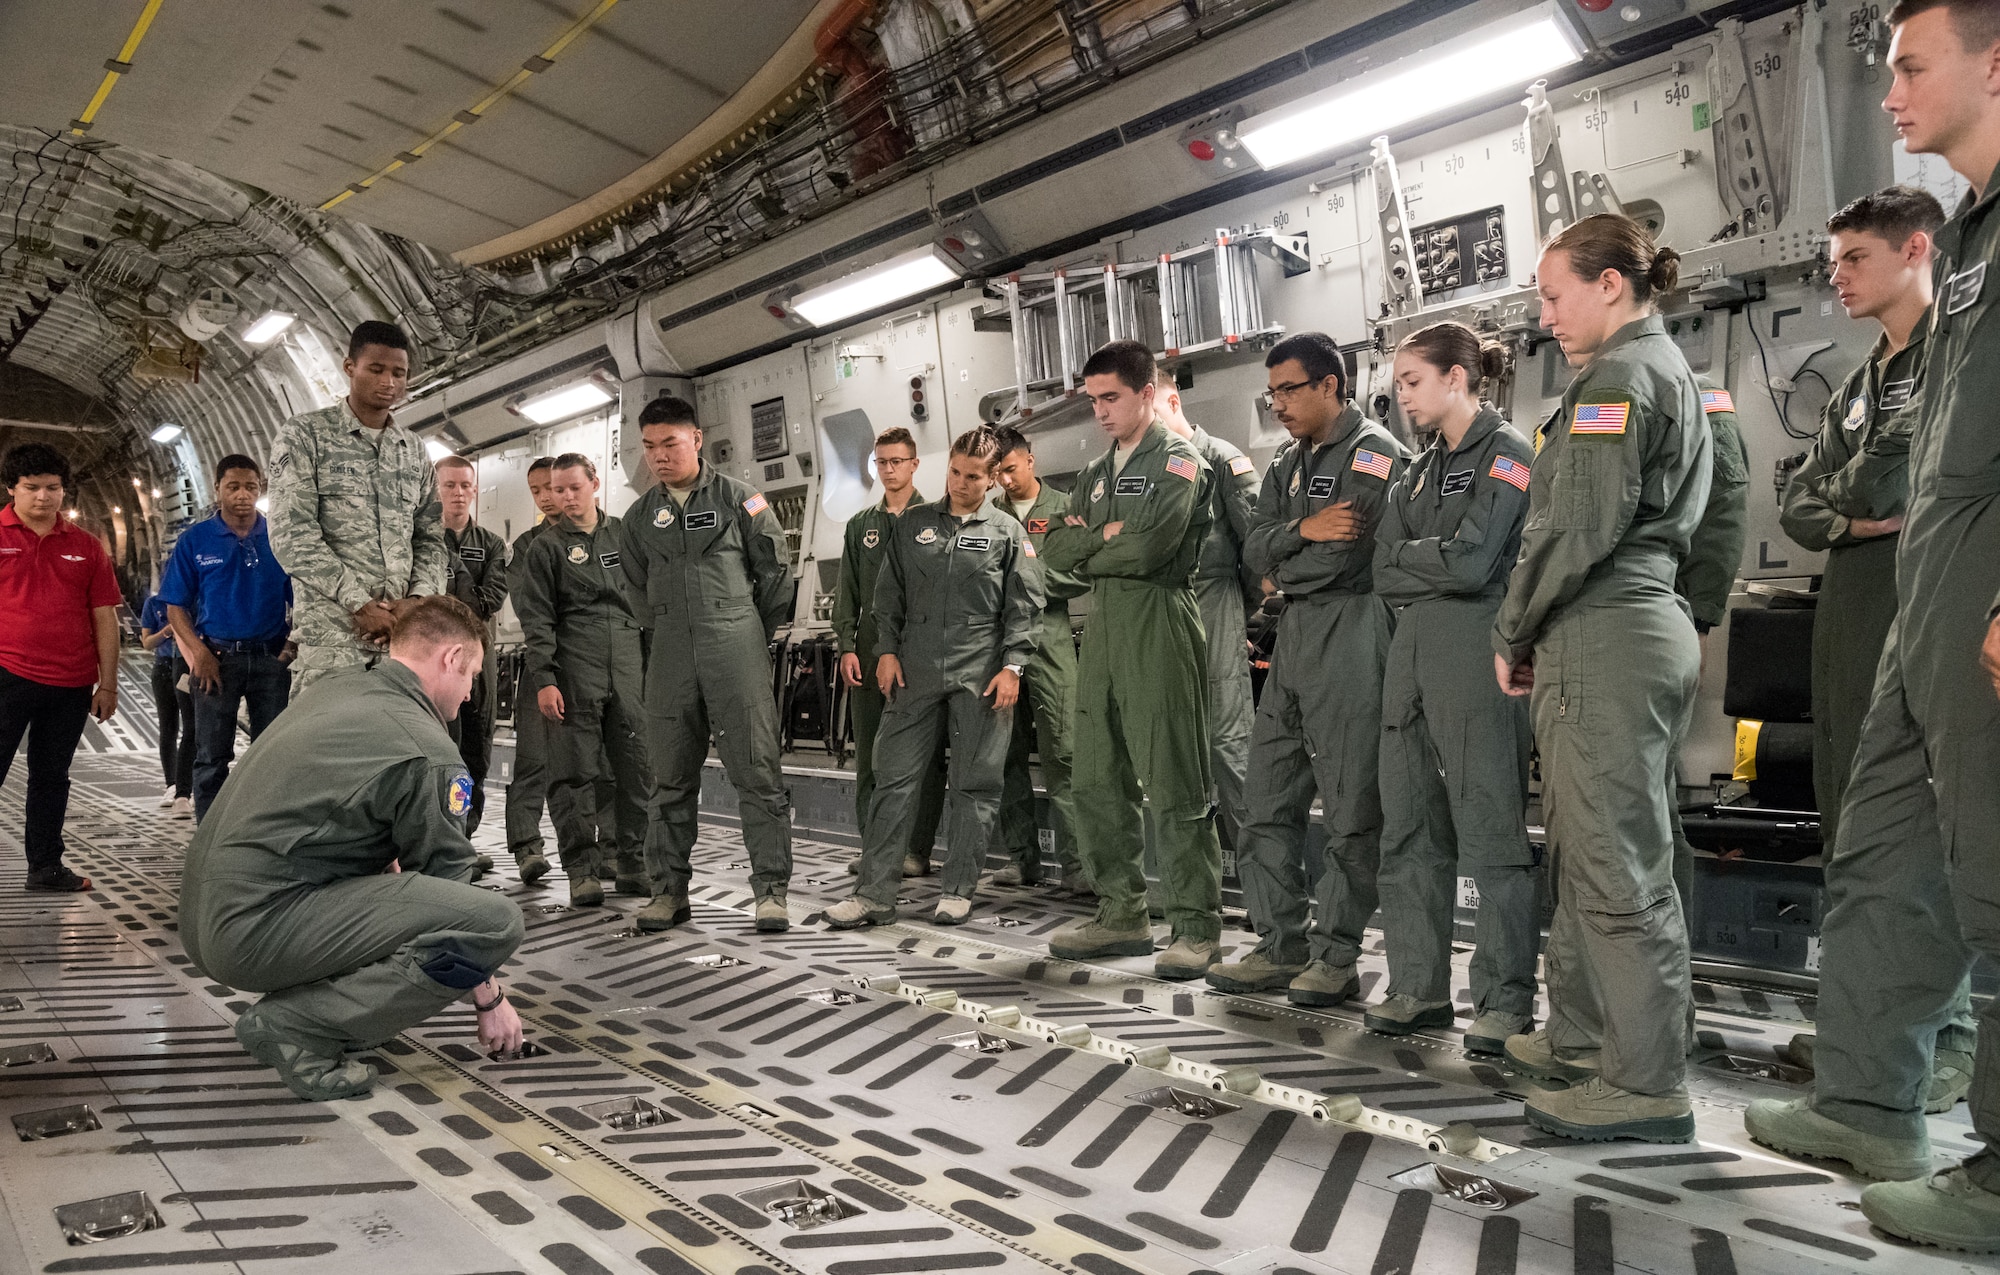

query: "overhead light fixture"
xmin=424 ymin=437 xmax=454 ymax=462
xmin=244 ymin=311 xmax=296 ymax=344
xmin=1237 ymin=3 xmax=1584 ymax=170
xmin=514 ymin=377 xmax=615 ymax=425
xmin=150 ymin=423 xmax=183 ymax=443
xmin=792 ymin=244 xmax=962 ymax=328
xmin=255 ymin=497 xmax=270 ymax=513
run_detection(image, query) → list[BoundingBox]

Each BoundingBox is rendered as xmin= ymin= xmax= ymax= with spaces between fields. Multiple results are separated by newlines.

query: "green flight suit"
xmin=1811 ymin=168 xmax=2000 ymax=1162
xmin=513 ymin=510 xmax=651 ymax=880
xmin=1373 ymin=409 xmax=1537 ymax=1016
xmin=1779 ymin=330 xmax=1924 ymax=845
xmin=267 ymin=402 xmax=447 ymax=687
xmin=996 ymin=482 xmax=1086 ymax=882
xmin=854 ymin=501 xmax=1040 ymax=906
xmin=618 ymin=466 xmax=794 ymax=901
xmin=1187 ymin=426 xmax=1261 ymax=855
xmin=1494 ymin=314 xmax=1711 ymax=1098
xmin=444 ymin=520 xmax=508 ymax=836
xmin=180 ymin=660 xmax=524 ymax=1059
xmin=1240 ymin=405 xmax=1409 ymax=967
xmin=504 ymin=522 xmax=555 ymax=861
xmin=1664 ymin=381 xmax=1750 ymax=932
xmin=1044 ymin=423 xmax=1223 ymax=942
xmin=834 ymin=499 xmax=946 ymax=860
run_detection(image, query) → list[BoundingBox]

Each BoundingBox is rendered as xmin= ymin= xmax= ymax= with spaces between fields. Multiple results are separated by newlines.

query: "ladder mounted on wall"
xmin=985 ymin=226 xmax=1308 ymax=424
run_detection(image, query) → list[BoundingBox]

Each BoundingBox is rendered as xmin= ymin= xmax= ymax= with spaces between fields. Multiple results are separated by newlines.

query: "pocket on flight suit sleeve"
xmin=1552 ymin=448 xmax=1599 ymax=530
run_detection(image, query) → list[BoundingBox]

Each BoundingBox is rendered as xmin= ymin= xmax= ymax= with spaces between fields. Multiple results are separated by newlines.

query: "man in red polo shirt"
xmin=0 ymin=443 xmax=122 ymax=891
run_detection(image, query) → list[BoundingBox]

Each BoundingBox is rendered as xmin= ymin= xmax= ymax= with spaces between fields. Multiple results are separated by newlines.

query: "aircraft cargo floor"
xmin=1 ymin=750 xmax=1992 ymax=1275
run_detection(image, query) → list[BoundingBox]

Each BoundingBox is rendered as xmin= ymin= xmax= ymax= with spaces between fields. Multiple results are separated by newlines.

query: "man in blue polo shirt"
xmin=160 ymin=454 xmax=294 ymax=821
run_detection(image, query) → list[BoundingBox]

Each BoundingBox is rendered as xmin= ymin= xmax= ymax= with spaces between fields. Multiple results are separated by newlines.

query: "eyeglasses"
xmin=1260 ymin=378 xmax=1330 ymax=409
xmin=875 ymin=457 xmax=918 ymax=469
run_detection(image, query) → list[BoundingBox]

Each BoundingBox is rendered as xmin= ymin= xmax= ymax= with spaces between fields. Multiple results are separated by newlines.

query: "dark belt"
xmin=205 ymin=637 xmax=287 ymax=656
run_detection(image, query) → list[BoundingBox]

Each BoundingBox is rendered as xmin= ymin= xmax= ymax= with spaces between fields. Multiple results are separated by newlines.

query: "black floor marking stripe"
xmin=1201 ymin=1110 xmax=1298 ymax=1218
xmin=1740 ymin=1218 xmax=1874 ymax=1260
xmin=779 ymin=1228 xmax=956 ymax=1248
xmin=1369 ymin=1189 xmax=1430 ymax=1274
xmin=822 ymin=1255 xmax=1006 ymax=1275
xmin=995 ymin=1047 xmax=1074 ymax=1096
xmin=1681 ymin=1173 xmax=1834 ymax=1191
xmin=1575 ymin=1173 xmax=1678 ymax=1205
xmin=787 ymin=1002 xmax=906 ymax=1057
xmin=1475 ymin=1216 xmax=1520 ymax=1275
xmin=855 ymin=1129 xmax=922 ymax=1156
xmin=942 ymin=1167 xmax=1019 ymax=1199
xmin=869 ymin=1043 xmax=954 ymax=1091
xmin=664 ymin=1164 xmax=825 ymax=1181
xmin=953 ymin=1199 xmax=1034 ymax=1236
xmin=830 ymin=1012 xmax=955 ymax=1076
xmin=663 ymin=968 xmax=771 ymax=1009
xmin=631 ymin=1147 xmax=788 ymax=1164
xmin=1127 ymin=1210 xmax=1220 ymax=1250
xmin=161 ymin=1181 xmax=419 ymax=1205
xmin=181 ymin=1215 xmax=306 ymax=1232
xmin=114 ymin=1114 xmax=339 ymax=1132
xmin=1017 ymin=1064 xmax=1126 ymax=1147
xmin=116 ymin=1135 xmax=311 ymax=1153
xmin=747 ymin=1006 xmax=837 ymax=1044
xmin=1289 ymin=1131 xmax=1371 ymax=1252
xmin=1072 ymin=1106 xmax=1151 ymax=1169
xmin=1057 ymin=1214 xmax=1144 ymax=1251
xmin=912 ymin=1126 xmax=982 ymax=1155
xmin=854 ymin=1154 xmax=927 ymax=1186
xmin=1691 ymin=1227 xmax=1738 ymax=1275
xmin=1134 ymin=1122 xmax=1211 ymax=1193
xmin=1600 ymin=1151 xmax=1740 ymax=1168
xmin=42 ymin=1242 xmax=340 ymax=1271
xmin=1573 ymin=1197 xmax=1614 ymax=1275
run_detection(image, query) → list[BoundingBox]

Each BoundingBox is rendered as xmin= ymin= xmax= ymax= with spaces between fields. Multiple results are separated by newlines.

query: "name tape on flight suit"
xmin=1440 ymin=469 xmax=1475 ymax=496
xmin=1881 ymin=378 xmax=1917 ymax=410
xmin=1166 ymin=455 xmax=1199 ymax=482
xmin=599 ymin=551 xmax=620 ymax=568
xmin=458 ymin=544 xmax=486 ymax=562
xmin=1571 ymin=402 xmax=1630 ymax=435
xmin=1228 ymin=455 xmax=1255 ymax=476
xmin=956 ymin=535 xmax=991 ymax=551
xmin=1947 ymin=262 xmax=1986 ymax=315
xmin=1351 ymin=449 xmax=1394 ymax=480
xmin=683 ymin=510 xmax=719 ymax=530
xmin=1489 ymin=456 xmax=1532 ymax=491
xmin=1114 ymin=475 xmax=1147 ymax=496
xmin=1307 ymin=474 xmax=1338 ymax=500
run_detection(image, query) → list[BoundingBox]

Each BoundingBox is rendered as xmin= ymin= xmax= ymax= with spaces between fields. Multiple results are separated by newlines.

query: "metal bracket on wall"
xmin=1370 ymin=137 xmax=1422 ymax=317
xmin=1524 ymin=81 xmax=1576 ymax=243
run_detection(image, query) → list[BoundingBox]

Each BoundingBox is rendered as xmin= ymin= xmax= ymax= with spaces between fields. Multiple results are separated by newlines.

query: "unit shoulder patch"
xmin=1228 ymin=454 xmax=1255 ymax=477
xmin=446 ymin=771 xmax=474 ymax=818
xmin=1844 ymin=396 xmax=1869 ymax=432
xmin=654 ymin=506 xmax=675 ymax=528
xmin=862 ymin=528 xmax=879 ymax=549
xmin=1570 ymin=401 xmax=1631 ymax=435
xmin=566 ymin=545 xmax=589 ymax=564
xmin=916 ymin=526 xmax=940 ymax=545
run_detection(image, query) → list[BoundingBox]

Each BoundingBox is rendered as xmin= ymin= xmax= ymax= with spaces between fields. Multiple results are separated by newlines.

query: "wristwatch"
xmin=1004 ymin=663 xmax=1024 ymax=676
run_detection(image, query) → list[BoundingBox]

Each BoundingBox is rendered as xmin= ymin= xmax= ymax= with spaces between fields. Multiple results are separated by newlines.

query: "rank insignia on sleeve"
xmin=862 ymin=528 xmax=879 ymax=548
xmin=1489 ymin=455 xmax=1532 ymax=491
xmin=567 ymin=545 xmax=589 ymax=564
xmin=1571 ymin=402 xmax=1630 ymax=434
xmin=743 ymin=493 xmax=769 ymax=516
xmin=1166 ymin=455 xmax=1199 ymax=482
xmin=1351 ymin=449 xmax=1394 ymax=480
xmin=1229 ymin=455 xmax=1255 ymax=476
xmin=654 ymin=507 xmax=675 ymax=528
xmin=447 ymin=773 xmax=473 ymax=818
xmin=1701 ymin=389 xmax=1734 ymax=415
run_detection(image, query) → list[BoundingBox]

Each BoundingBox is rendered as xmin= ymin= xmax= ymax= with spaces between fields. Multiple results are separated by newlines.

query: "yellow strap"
xmin=1732 ymin=718 xmax=1763 ymax=781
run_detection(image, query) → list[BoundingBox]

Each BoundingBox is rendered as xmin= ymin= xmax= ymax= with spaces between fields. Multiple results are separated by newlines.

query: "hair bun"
xmin=1648 ymin=246 xmax=1681 ymax=296
xmin=1478 ymin=341 xmax=1511 ymax=381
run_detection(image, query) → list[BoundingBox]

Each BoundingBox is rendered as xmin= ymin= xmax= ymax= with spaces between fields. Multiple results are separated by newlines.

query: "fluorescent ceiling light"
xmin=244 ymin=311 xmax=296 ymax=344
xmin=424 ymin=437 xmax=455 ymax=462
xmin=1237 ymin=4 xmax=1583 ymax=170
xmin=518 ymin=380 xmax=615 ymax=425
xmin=793 ymin=245 xmax=962 ymax=328
xmin=150 ymin=423 xmax=183 ymax=443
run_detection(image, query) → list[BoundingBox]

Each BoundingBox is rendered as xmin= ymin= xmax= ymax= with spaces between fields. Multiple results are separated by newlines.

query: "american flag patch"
xmin=1229 ymin=455 xmax=1255 ymax=476
xmin=1023 ymin=541 xmax=1037 ymax=558
xmin=1571 ymin=402 xmax=1630 ymax=435
xmin=743 ymin=493 xmax=769 ymax=516
xmin=1701 ymin=389 xmax=1735 ymax=415
xmin=1351 ymin=449 xmax=1394 ymax=480
xmin=1489 ymin=455 xmax=1531 ymax=491
xmin=1166 ymin=455 xmax=1199 ymax=482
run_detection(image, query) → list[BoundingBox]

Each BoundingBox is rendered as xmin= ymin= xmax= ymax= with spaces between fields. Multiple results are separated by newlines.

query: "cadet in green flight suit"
xmin=1368 ymin=323 xmax=1537 ymax=1051
xmin=1210 ymin=332 xmax=1408 ymax=1005
xmin=1748 ymin=14 xmax=2000 ymax=1241
xmin=512 ymin=454 xmax=651 ymax=908
xmin=834 ymin=426 xmax=946 ymax=878
xmin=827 ymin=427 xmax=1041 ymax=927
xmin=436 ymin=455 xmax=508 ymax=841
xmin=267 ymin=322 xmax=447 ymax=688
xmin=619 ymin=396 xmax=795 ymax=934
xmin=1044 ymin=340 xmax=1223 ymax=980
xmin=992 ymin=428 xmax=1087 ymax=890
xmin=1770 ymin=186 xmax=1974 ymax=1115
xmin=1154 ymin=368 xmax=1260 ymax=857
xmin=1494 ymin=216 xmax=1711 ymax=1143
xmin=504 ymin=458 xmax=562 ymax=883
xmin=179 ymin=598 xmax=525 ymax=1102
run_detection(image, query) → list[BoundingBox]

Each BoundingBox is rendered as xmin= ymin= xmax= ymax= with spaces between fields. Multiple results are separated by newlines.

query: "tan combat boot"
xmin=1204 ymin=949 xmax=1308 ymax=994
xmin=1525 ymin=1077 xmax=1694 ymax=1143
xmin=1156 ymin=937 xmax=1218 ymax=981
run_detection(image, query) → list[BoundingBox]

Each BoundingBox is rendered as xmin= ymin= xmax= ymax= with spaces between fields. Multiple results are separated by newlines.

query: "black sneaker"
xmin=25 ymin=867 xmax=91 ymax=893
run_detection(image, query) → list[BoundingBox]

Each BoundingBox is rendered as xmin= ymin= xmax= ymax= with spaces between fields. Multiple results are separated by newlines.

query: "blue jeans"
xmin=192 ymin=650 xmax=292 ymax=821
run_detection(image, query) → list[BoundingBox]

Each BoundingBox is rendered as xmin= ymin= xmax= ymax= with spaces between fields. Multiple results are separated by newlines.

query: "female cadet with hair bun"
xmin=826 ymin=426 xmax=1043 ymax=929
xmin=1491 ymin=212 xmax=1713 ymax=1143
xmin=1364 ymin=322 xmax=1540 ymax=1056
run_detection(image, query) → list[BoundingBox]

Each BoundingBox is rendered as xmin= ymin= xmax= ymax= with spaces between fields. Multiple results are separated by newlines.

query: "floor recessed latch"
xmin=690 ymin=954 xmax=747 ymax=969
xmin=0 ymin=995 xmax=23 ymax=1012
xmin=1131 ymin=1086 xmax=1240 ymax=1119
xmin=14 ymin=1104 xmax=100 ymax=1141
xmin=1704 ymin=1054 xmax=1812 ymax=1085
xmin=803 ymin=988 xmax=860 ymax=1006
xmin=0 ymin=1042 xmax=56 ymax=1068
xmin=738 ymin=1180 xmax=862 ymax=1230
xmin=580 ymin=1096 xmax=674 ymax=1130
xmin=1387 ymin=1162 xmax=1537 ymax=1211
xmin=487 ymin=1040 xmax=550 ymax=1062
xmin=938 ymin=1030 xmax=1021 ymax=1054
xmin=54 ymin=1191 xmax=164 ymax=1245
